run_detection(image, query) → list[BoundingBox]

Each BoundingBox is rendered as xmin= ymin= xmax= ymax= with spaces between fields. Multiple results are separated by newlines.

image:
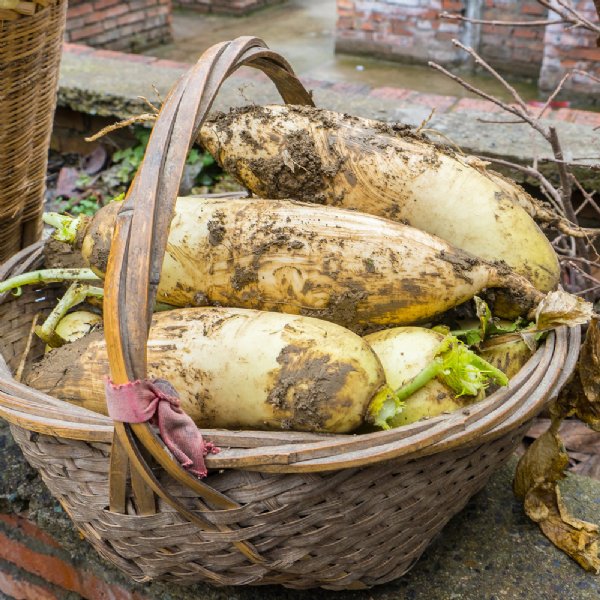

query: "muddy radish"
xmin=26 ymin=307 xmax=392 ymax=433
xmin=43 ymin=196 xmax=545 ymax=330
xmin=199 ymin=104 xmax=559 ymax=292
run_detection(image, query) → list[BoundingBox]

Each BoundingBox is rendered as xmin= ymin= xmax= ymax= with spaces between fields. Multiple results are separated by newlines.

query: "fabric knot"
xmin=104 ymin=377 xmax=219 ymax=478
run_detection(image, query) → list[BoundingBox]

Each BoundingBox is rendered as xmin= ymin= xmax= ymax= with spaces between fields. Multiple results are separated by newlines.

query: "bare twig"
xmin=138 ymin=95 xmax=160 ymax=114
xmin=84 ymin=113 xmax=157 ymax=143
xmin=538 ymin=0 xmax=600 ymax=34
xmin=480 ymin=156 xmax=565 ymax=214
xmin=560 ymin=255 xmax=600 ymax=269
xmin=151 ymin=83 xmax=164 ymax=106
xmin=572 ymin=175 xmax=600 ymax=219
xmin=572 ymin=69 xmax=600 ymax=85
xmin=430 ymin=29 xmax=600 ymax=297
xmin=416 ymin=108 xmax=436 ymax=134
xmin=439 ymin=11 xmax=564 ymax=27
xmin=563 ymin=262 xmax=600 ymax=286
xmin=15 ymin=314 xmax=39 ymax=383
xmin=477 ymin=118 xmax=528 ymax=125
xmin=452 ymin=40 xmax=530 ymax=113
xmin=537 ymin=72 xmax=571 ymax=120
xmin=428 ymin=60 xmax=532 ymax=125
xmin=574 ymin=284 xmax=600 ymax=296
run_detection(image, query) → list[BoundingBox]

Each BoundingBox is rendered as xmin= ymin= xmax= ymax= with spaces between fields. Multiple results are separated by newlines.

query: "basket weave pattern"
xmin=10 ymin=423 xmax=528 ymax=588
xmin=0 ymin=0 xmax=67 ymax=262
xmin=0 ymin=38 xmax=581 ymax=590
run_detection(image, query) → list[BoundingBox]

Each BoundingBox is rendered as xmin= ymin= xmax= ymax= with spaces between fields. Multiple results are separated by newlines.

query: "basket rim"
xmin=0 ymin=240 xmax=580 ymax=473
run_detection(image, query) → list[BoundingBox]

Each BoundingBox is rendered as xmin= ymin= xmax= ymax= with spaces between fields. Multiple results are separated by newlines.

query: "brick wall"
xmin=0 ymin=513 xmax=153 ymax=599
xmin=65 ymin=0 xmax=172 ymax=51
xmin=335 ymin=1 xmax=465 ymax=65
xmin=479 ymin=0 xmax=548 ymax=78
xmin=539 ymin=0 xmax=600 ymax=97
xmin=335 ymin=0 xmax=600 ymax=97
xmin=172 ymin=0 xmax=284 ymax=15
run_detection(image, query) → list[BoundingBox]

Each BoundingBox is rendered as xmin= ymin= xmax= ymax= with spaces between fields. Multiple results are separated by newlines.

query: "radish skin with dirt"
xmin=44 ymin=310 xmax=102 ymax=352
xmin=198 ymin=105 xmax=559 ymax=292
xmin=42 ymin=196 xmax=546 ymax=330
xmin=479 ymin=334 xmax=536 ymax=379
xmin=26 ymin=307 xmax=393 ymax=433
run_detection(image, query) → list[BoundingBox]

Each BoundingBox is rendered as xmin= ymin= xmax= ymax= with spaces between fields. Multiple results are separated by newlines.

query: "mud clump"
xmin=301 ymin=285 xmax=368 ymax=332
xmin=207 ymin=210 xmax=226 ymax=246
xmin=438 ymin=250 xmax=478 ymax=285
xmin=25 ymin=329 xmax=105 ymax=397
xmin=231 ymin=265 xmax=258 ymax=291
xmin=267 ymin=342 xmax=354 ymax=432
xmin=43 ymin=238 xmax=86 ymax=269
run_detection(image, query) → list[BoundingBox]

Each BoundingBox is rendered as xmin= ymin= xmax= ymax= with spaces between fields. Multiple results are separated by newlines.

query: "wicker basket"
xmin=0 ymin=0 xmax=67 ymax=263
xmin=0 ymin=37 xmax=581 ymax=590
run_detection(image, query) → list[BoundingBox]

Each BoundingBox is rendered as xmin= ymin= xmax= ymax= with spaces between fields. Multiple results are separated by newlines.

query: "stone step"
xmin=58 ymin=43 xmax=600 ymax=189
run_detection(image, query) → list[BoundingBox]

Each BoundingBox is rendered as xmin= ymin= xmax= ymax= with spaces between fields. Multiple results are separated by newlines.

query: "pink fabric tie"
xmin=104 ymin=377 xmax=219 ymax=478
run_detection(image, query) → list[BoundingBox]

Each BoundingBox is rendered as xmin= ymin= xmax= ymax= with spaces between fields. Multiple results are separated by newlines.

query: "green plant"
xmin=111 ymin=127 xmax=221 ymax=189
xmin=57 ymin=195 xmax=101 ymax=217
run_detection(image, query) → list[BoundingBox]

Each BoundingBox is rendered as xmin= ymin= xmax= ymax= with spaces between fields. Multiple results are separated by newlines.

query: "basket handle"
xmin=105 ymin=37 xmax=313 ymax=383
xmin=102 ymin=38 xmax=313 ymax=520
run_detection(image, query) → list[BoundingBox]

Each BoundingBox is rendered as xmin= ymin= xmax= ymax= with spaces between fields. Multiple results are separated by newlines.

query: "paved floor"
xmin=145 ymin=0 xmax=542 ymax=103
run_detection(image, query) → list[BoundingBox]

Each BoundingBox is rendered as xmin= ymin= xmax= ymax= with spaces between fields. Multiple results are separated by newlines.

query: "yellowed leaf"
xmin=534 ymin=289 xmax=594 ymax=331
xmin=514 ymin=425 xmax=600 ymax=573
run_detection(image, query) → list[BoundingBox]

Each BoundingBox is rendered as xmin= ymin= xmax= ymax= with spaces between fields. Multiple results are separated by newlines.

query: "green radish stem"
xmin=368 ymin=335 xmax=508 ymax=430
xmin=0 ymin=268 xmax=101 ymax=296
xmin=30 ymin=277 xmax=176 ymax=347
xmin=36 ymin=283 xmax=104 ymax=348
xmin=42 ymin=212 xmax=83 ymax=244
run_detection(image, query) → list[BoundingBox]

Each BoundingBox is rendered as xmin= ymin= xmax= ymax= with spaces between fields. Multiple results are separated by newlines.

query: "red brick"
xmin=93 ymin=0 xmax=120 ymax=8
xmin=66 ymin=3 xmax=93 ymax=18
xmin=0 ymin=533 xmax=83 ymax=591
xmin=567 ymin=47 xmax=600 ymax=61
xmin=369 ymin=86 xmax=415 ymax=101
xmin=117 ymin=12 xmax=146 ymax=25
xmin=411 ymin=92 xmax=457 ymax=111
xmin=0 ymin=571 xmax=58 ymax=600
xmin=451 ymin=97 xmax=504 ymax=114
xmin=514 ymin=28 xmax=538 ymax=39
xmin=0 ymin=531 xmax=150 ymax=600
xmin=390 ymin=18 xmax=412 ymax=37
xmin=441 ymin=0 xmax=464 ymax=11
xmin=99 ymin=3 xmax=129 ymax=18
xmin=153 ymin=58 xmax=190 ymax=69
xmin=62 ymin=42 xmax=95 ymax=54
xmin=0 ymin=515 xmax=62 ymax=550
xmin=92 ymin=48 xmax=127 ymax=59
xmin=522 ymin=3 xmax=546 ymax=15
xmin=360 ymin=20 xmax=376 ymax=32
xmin=69 ymin=23 xmax=104 ymax=41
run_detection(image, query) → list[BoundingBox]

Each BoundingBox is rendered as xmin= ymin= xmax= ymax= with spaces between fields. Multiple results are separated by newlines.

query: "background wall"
xmin=65 ymin=0 xmax=172 ymax=51
xmin=335 ymin=0 xmax=600 ymax=98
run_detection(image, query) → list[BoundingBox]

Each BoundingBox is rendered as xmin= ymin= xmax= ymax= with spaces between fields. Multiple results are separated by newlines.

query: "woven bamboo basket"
xmin=0 ymin=0 xmax=67 ymax=263
xmin=0 ymin=37 xmax=581 ymax=590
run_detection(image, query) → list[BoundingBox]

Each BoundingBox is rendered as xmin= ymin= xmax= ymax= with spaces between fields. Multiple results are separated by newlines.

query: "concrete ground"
xmin=145 ymin=0 xmax=541 ymax=103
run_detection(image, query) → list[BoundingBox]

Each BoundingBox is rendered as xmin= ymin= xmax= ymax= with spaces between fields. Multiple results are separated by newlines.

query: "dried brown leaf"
xmin=514 ymin=430 xmax=568 ymax=497
xmin=514 ymin=427 xmax=600 ymax=573
xmin=578 ymin=318 xmax=600 ymax=431
xmin=526 ymin=419 xmax=600 ymax=454
xmin=534 ymin=289 xmax=594 ymax=331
